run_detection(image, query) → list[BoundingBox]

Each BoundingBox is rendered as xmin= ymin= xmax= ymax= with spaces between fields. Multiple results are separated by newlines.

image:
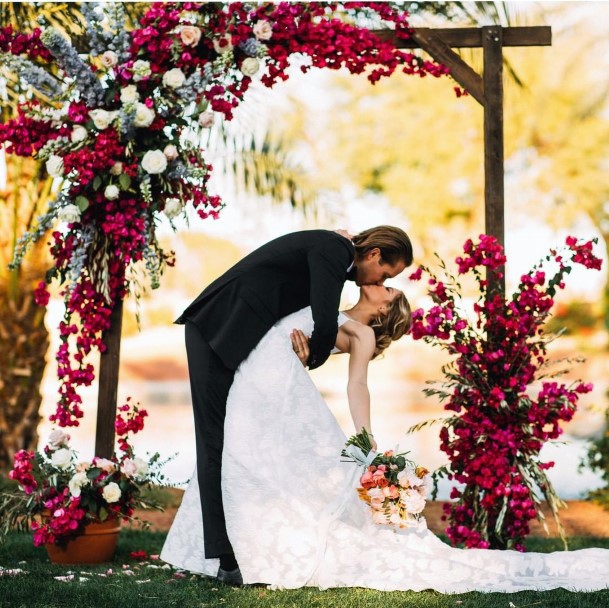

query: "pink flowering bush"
xmin=0 ymin=2 xmax=447 ymax=429
xmin=409 ymin=235 xmax=602 ymax=550
xmin=0 ymin=401 xmax=167 ymax=547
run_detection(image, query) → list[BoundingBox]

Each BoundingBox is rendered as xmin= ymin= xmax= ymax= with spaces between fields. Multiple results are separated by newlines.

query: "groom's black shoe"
xmin=217 ymin=566 xmax=243 ymax=586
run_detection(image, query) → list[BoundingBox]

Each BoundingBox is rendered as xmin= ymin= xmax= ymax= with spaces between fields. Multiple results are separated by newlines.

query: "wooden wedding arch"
xmin=95 ymin=24 xmax=552 ymax=457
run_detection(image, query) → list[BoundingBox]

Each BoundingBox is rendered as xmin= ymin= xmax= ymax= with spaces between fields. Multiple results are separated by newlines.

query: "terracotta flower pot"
xmin=45 ymin=518 xmax=121 ymax=565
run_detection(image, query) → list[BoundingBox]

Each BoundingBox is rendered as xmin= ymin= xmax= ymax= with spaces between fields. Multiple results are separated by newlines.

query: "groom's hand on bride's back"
xmin=290 ymin=329 xmax=310 ymax=366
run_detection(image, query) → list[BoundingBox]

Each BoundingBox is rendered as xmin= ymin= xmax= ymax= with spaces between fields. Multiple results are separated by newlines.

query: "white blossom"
xmin=132 ymin=59 xmax=151 ymax=82
xmin=70 ymin=125 xmax=88 ymax=144
xmin=110 ymin=162 xmax=123 ymax=176
xmin=163 ymin=144 xmax=178 ymax=161
xmin=162 ymin=68 xmax=186 ymax=89
xmin=47 ymin=429 xmax=70 ymax=450
xmin=104 ymin=184 xmax=120 ymax=200
xmin=58 ymin=204 xmax=81 ymax=223
xmin=133 ymin=103 xmax=155 ymax=128
xmin=253 ymin=20 xmax=273 ymax=40
xmin=121 ymin=85 xmax=139 ymax=105
xmin=102 ymin=482 xmax=122 ymax=503
xmin=163 ymin=198 xmax=183 ymax=219
xmin=141 ymin=150 xmax=167 ymax=174
xmin=46 ymin=154 xmax=64 ymax=178
xmin=51 ymin=448 xmax=73 ymax=470
xmin=240 ymin=58 xmax=260 ymax=77
xmin=89 ymin=109 xmax=114 ymax=130
xmin=68 ymin=472 xmax=89 ymax=497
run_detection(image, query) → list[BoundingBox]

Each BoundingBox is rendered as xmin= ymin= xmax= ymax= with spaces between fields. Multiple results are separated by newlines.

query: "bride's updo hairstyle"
xmin=370 ymin=291 xmax=412 ymax=359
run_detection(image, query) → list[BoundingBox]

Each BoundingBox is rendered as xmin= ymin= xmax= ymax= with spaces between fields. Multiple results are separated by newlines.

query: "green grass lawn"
xmin=1 ymin=531 xmax=608 ymax=608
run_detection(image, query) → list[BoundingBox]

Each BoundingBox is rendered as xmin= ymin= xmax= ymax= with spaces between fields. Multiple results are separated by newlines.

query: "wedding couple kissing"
xmin=161 ymin=226 xmax=609 ymax=593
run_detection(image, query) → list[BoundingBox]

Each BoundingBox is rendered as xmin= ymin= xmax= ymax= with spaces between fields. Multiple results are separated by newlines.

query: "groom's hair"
xmin=352 ymin=226 xmax=413 ymax=266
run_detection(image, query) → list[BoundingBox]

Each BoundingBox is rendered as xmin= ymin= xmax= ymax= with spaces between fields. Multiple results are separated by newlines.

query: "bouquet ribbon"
xmin=343 ymin=444 xmax=377 ymax=467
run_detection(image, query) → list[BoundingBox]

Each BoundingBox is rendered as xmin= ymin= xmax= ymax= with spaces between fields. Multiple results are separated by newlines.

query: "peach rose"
xmin=383 ymin=484 xmax=400 ymax=500
xmin=252 ymin=19 xmax=273 ymax=41
xmin=180 ymin=25 xmax=202 ymax=47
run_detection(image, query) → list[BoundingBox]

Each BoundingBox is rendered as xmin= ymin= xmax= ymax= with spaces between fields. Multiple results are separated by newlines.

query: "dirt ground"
xmin=132 ymin=494 xmax=609 ymax=538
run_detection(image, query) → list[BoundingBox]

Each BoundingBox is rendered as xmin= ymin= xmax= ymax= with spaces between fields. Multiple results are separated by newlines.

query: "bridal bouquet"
xmin=0 ymin=401 xmax=168 ymax=547
xmin=342 ymin=430 xmax=431 ymax=529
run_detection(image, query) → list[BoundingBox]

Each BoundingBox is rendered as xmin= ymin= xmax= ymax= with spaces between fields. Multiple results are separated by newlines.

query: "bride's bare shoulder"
xmin=341 ymin=319 xmax=375 ymax=347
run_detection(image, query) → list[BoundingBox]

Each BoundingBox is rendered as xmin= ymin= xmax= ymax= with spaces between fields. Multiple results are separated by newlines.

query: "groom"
xmin=176 ymin=226 xmax=412 ymax=584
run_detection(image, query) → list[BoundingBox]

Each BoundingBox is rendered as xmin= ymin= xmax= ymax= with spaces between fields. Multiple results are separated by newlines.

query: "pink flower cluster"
xmin=30 ymin=492 xmax=86 ymax=547
xmin=115 ymin=399 xmax=149 ymax=456
xmin=410 ymin=235 xmax=602 ymax=549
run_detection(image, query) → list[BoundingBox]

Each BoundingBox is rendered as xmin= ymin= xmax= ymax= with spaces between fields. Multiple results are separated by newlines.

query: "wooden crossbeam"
xmin=374 ymin=26 xmax=552 ymax=48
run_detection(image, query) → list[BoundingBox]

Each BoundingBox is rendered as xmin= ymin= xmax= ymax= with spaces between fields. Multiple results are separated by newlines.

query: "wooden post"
xmin=482 ymin=26 xmax=505 ymax=297
xmin=94 ymin=299 xmax=123 ymax=458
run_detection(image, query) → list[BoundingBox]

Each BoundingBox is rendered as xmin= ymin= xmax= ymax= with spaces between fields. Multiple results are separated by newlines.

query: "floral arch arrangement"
xmin=0 ymin=2 xmax=447 ymax=428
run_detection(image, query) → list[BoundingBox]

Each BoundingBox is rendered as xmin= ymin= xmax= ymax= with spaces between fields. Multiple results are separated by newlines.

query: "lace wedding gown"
xmin=161 ymin=307 xmax=609 ymax=592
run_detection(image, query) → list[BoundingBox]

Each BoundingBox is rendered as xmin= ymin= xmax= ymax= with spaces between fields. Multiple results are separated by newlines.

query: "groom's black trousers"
xmin=185 ymin=321 xmax=236 ymax=558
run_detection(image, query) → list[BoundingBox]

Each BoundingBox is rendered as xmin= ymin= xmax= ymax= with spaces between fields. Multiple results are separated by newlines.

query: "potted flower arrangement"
xmin=409 ymin=234 xmax=602 ymax=550
xmin=0 ymin=400 xmax=168 ymax=563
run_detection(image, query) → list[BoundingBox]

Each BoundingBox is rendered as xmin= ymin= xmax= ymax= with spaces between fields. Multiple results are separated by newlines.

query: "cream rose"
xmin=46 ymin=154 xmax=64 ymax=178
xmin=68 ymin=472 xmax=89 ymax=497
xmin=240 ymin=57 xmax=260 ymax=77
xmin=163 ymin=197 xmax=183 ymax=219
xmin=101 ymin=50 xmax=119 ymax=68
xmin=213 ymin=35 xmax=233 ymax=54
xmin=58 ymin=204 xmax=81 ymax=223
xmin=141 ymin=150 xmax=167 ymax=174
xmin=47 ymin=429 xmax=70 ymax=450
xmin=70 ymin=125 xmax=88 ymax=144
xmin=180 ymin=25 xmax=202 ymax=47
xmin=89 ymin=109 xmax=114 ymax=130
xmin=104 ymin=184 xmax=120 ymax=200
xmin=110 ymin=162 xmax=123 ymax=176
xmin=198 ymin=111 xmax=214 ymax=128
xmin=120 ymin=84 xmax=139 ymax=105
xmin=133 ymin=103 xmax=155 ymax=128
xmin=51 ymin=448 xmax=73 ymax=470
xmin=163 ymin=144 xmax=178 ymax=161
xmin=102 ymin=482 xmax=122 ymax=503
xmin=162 ymin=68 xmax=186 ymax=89
xmin=253 ymin=20 xmax=273 ymax=41
xmin=132 ymin=59 xmax=151 ymax=82
xmin=399 ymin=489 xmax=426 ymax=514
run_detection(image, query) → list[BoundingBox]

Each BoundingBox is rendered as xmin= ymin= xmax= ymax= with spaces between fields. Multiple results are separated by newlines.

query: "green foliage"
xmin=585 ymin=404 xmax=609 ymax=509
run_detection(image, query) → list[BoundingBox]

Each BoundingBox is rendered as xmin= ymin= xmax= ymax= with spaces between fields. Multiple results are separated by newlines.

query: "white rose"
xmin=47 ymin=429 xmax=70 ymax=450
xmin=163 ymin=197 xmax=183 ymax=219
xmin=141 ymin=149 xmax=167 ymax=174
xmin=162 ymin=68 xmax=185 ymax=89
xmin=89 ymin=109 xmax=114 ymax=130
xmin=110 ymin=162 xmax=123 ymax=176
xmin=104 ymin=184 xmax=120 ymax=200
xmin=70 ymin=125 xmax=88 ymax=144
xmin=51 ymin=448 xmax=73 ymax=470
xmin=121 ymin=85 xmax=139 ymax=105
xmin=253 ymin=20 xmax=273 ymax=41
xmin=101 ymin=50 xmax=119 ymax=68
xmin=132 ymin=59 xmax=151 ymax=82
xmin=163 ymin=144 xmax=178 ymax=161
xmin=213 ymin=35 xmax=233 ymax=54
xmin=68 ymin=472 xmax=89 ymax=497
xmin=180 ymin=25 xmax=202 ymax=47
xmin=397 ymin=468 xmax=424 ymax=489
xmin=399 ymin=488 xmax=426 ymax=514
xmin=102 ymin=482 xmax=122 ymax=504
xmin=58 ymin=204 xmax=81 ymax=223
xmin=240 ymin=57 xmax=259 ymax=77
xmin=133 ymin=103 xmax=155 ymax=128
xmin=46 ymin=154 xmax=64 ymax=178
xmin=198 ymin=111 xmax=214 ymax=128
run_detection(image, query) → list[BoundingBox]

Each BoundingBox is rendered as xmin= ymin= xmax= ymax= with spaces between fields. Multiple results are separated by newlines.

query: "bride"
xmin=161 ymin=285 xmax=609 ymax=593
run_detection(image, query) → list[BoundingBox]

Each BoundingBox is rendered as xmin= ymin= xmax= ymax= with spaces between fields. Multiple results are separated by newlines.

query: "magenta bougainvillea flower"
xmin=410 ymin=234 xmax=602 ymax=550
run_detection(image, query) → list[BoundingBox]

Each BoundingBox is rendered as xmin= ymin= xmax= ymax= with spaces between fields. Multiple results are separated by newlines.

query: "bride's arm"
xmin=346 ymin=327 xmax=377 ymax=451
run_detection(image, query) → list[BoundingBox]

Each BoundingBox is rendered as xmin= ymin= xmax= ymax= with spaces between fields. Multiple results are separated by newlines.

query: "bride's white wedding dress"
xmin=161 ymin=307 xmax=609 ymax=592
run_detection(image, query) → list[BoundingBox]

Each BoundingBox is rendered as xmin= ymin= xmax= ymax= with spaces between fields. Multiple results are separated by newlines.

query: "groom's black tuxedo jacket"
xmin=175 ymin=230 xmax=355 ymax=371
